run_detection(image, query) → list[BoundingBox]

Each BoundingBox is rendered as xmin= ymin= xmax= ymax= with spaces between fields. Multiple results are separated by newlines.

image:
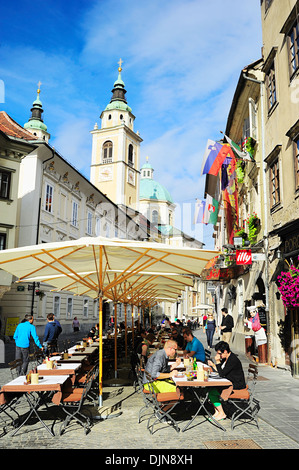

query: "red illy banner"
xmin=236 ymin=250 xmax=252 ymax=265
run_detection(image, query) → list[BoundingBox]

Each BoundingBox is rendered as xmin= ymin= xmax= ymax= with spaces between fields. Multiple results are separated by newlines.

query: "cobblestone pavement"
xmin=1 ymin=329 xmax=299 ymax=453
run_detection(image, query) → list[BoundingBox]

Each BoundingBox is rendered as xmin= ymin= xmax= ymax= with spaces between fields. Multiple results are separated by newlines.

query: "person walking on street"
xmin=72 ymin=317 xmax=80 ymax=333
xmin=43 ymin=313 xmax=60 ymax=354
xmin=13 ymin=314 xmax=43 ymax=375
xmin=220 ymin=308 xmax=234 ymax=345
xmin=206 ymin=313 xmax=217 ymax=348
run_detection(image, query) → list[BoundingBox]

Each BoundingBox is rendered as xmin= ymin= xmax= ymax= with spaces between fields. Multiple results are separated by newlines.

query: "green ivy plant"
xmin=246 ymin=212 xmax=260 ymax=245
xmin=236 ymin=160 xmax=246 ymax=183
xmin=245 ymin=137 xmax=256 ymax=158
xmin=234 ymin=228 xmax=248 ymax=246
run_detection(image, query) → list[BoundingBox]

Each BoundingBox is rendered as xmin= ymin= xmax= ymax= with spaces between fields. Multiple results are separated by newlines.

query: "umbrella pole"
xmin=124 ymin=303 xmax=127 ymax=359
xmin=131 ymin=304 xmax=134 ymax=348
xmin=98 ymin=295 xmax=103 ymax=407
xmin=114 ymin=302 xmax=117 ymax=378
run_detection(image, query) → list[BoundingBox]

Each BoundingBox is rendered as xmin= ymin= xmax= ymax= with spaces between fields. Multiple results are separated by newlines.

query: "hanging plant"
xmin=235 ymin=227 xmax=248 ymax=246
xmin=236 ymin=160 xmax=246 ymax=183
xmin=245 ymin=137 xmax=256 ymax=158
xmin=246 ymin=212 xmax=260 ymax=245
xmin=277 ymin=261 xmax=299 ymax=308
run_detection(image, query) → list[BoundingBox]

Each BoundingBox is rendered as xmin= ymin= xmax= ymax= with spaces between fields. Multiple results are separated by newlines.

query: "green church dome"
xmin=140 ymin=178 xmax=174 ymax=203
xmin=140 ymin=160 xmax=174 ymax=204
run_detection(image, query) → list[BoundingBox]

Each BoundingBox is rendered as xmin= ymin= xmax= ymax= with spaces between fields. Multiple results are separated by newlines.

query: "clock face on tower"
xmin=127 ymin=168 xmax=135 ymax=186
xmin=99 ymin=166 xmax=113 ymax=182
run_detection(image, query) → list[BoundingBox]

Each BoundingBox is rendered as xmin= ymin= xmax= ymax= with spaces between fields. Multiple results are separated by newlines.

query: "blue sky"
xmin=0 ymin=0 xmax=263 ymax=248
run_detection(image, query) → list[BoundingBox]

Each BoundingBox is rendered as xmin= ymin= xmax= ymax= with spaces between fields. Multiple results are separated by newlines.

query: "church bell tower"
xmin=90 ymin=60 xmax=142 ymax=210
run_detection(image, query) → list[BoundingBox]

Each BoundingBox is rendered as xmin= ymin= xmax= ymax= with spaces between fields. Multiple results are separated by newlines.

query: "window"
xmin=265 ymin=0 xmax=273 ymax=13
xmin=128 ymin=144 xmax=134 ymax=166
xmin=0 ymin=233 xmax=6 ymax=250
xmin=0 ymin=170 xmax=11 ymax=199
xmin=288 ymin=20 xmax=299 ymax=76
xmin=266 ymin=63 xmax=277 ymax=111
xmin=72 ymin=201 xmax=78 ymax=227
xmin=87 ymin=211 xmax=92 ymax=235
xmin=95 ymin=217 xmax=101 ymax=236
xmin=83 ymin=298 xmax=89 ymax=318
xmin=102 ymin=141 xmax=113 ymax=163
xmin=59 ymin=193 xmax=66 ymax=219
xmin=66 ymin=297 xmax=73 ymax=318
xmin=152 ymin=210 xmax=159 ymax=225
xmin=53 ymin=295 xmax=61 ymax=318
xmin=294 ymin=137 xmax=299 ymax=189
xmin=45 ymin=183 xmax=53 ymax=212
xmin=269 ymin=159 xmax=281 ymax=208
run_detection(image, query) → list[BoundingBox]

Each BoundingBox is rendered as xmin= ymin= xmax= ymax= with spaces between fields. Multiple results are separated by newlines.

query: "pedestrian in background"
xmin=43 ymin=313 xmax=60 ymax=354
xmin=13 ymin=314 xmax=43 ymax=375
xmin=220 ymin=308 xmax=234 ymax=344
xmin=206 ymin=313 xmax=217 ymax=348
xmin=72 ymin=316 xmax=80 ymax=333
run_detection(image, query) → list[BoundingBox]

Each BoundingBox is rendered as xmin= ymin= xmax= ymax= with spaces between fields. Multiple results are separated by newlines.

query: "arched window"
xmin=152 ymin=210 xmax=159 ymax=225
xmin=128 ymin=144 xmax=134 ymax=166
xmin=102 ymin=141 xmax=113 ymax=163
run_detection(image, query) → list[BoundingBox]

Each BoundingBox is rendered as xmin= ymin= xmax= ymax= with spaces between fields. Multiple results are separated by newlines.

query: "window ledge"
xmin=267 ymin=101 xmax=279 ymax=118
xmin=270 ymin=202 xmax=282 ymax=214
xmin=0 ymin=197 xmax=13 ymax=203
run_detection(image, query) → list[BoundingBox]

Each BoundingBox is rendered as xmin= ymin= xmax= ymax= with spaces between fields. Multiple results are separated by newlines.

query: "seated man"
xmin=207 ymin=341 xmax=246 ymax=421
xmin=183 ymin=327 xmax=205 ymax=362
xmin=143 ymin=339 xmax=181 ymax=393
xmin=170 ymin=327 xmax=185 ymax=349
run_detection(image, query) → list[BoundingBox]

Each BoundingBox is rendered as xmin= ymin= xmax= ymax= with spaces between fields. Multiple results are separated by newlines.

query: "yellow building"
xmin=90 ymin=61 xmax=142 ymax=211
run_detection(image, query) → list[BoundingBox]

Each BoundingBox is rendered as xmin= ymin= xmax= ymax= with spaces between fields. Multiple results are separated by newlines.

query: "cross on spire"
xmin=118 ymin=58 xmax=123 ymax=71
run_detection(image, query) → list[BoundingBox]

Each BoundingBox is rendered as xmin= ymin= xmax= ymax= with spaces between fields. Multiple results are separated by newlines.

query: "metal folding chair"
xmin=8 ymin=359 xmax=23 ymax=379
xmin=143 ymin=371 xmax=184 ymax=433
xmin=58 ymin=368 xmax=95 ymax=435
xmin=137 ymin=364 xmax=154 ymax=424
xmin=204 ymin=348 xmax=211 ymax=364
xmin=226 ymin=363 xmax=260 ymax=430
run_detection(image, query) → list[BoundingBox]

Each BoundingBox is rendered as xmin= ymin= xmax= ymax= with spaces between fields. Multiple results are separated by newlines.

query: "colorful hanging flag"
xmin=222 ymin=152 xmax=238 ymax=244
xmin=201 ymin=140 xmax=234 ymax=176
xmin=223 ymin=134 xmax=253 ymax=161
xmin=201 ymin=140 xmax=223 ymax=175
xmin=203 ymin=194 xmax=219 ymax=225
xmin=194 ymin=199 xmax=206 ymax=224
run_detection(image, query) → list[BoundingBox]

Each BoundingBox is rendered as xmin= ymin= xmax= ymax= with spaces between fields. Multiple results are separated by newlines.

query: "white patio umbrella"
xmin=0 ymin=236 xmax=219 ymax=406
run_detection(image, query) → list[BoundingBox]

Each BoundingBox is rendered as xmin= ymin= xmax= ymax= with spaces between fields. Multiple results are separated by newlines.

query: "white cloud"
xmin=1 ymin=0 xmax=263 ymax=248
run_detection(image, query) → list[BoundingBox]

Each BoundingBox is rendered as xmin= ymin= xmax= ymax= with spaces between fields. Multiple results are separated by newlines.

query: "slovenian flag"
xmin=201 ymin=140 xmax=234 ymax=176
xmin=203 ymin=194 xmax=219 ymax=225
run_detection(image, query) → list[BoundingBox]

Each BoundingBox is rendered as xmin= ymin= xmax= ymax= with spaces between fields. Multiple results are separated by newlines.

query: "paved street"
xmin=1 ymin=328 xmax=299 ymax=453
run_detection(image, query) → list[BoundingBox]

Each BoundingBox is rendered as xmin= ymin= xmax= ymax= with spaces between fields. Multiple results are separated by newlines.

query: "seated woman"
xmin=207 ymin=341 xmax=246 ymax=421
xmin=136 ymin=333 xmax=155 ymax=364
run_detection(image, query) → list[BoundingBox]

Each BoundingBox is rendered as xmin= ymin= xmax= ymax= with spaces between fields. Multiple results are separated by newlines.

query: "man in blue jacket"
xmin=43 ymin=313 xmax=60 ymax=354
xmin=13 ymin=314 xmax=43 ymax=375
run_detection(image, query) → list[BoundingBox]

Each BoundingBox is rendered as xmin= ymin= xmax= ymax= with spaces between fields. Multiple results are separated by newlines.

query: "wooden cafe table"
xmin=0 ymin=375 xmax=70 ymax=436
xmin=68 ymin=346 xmax=98 ymax=356
xmin=173 ymin=372 xmax=233 ymax=432
xmin=55 ymin=354 xmax=87 ymax=364
xmin=37 ymin=362 xmax=82 ymax=385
